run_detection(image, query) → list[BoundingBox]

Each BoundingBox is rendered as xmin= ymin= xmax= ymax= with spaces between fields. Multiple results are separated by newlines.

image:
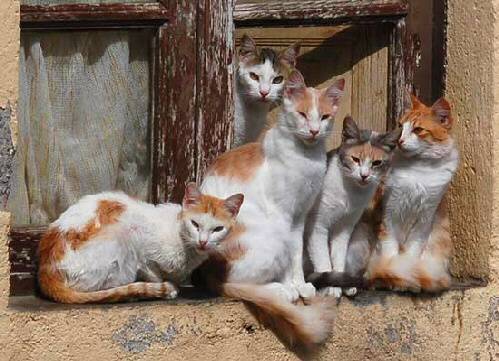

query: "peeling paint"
xmin=0 ymin=105 xmax=14 ymax=210
xmin=112 ymin=315 xmax=177 ymax=353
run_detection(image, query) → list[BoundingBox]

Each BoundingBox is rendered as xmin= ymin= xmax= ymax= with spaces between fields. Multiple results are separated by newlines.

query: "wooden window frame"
xmin=10 ymin=0 xmax=427 ymax=297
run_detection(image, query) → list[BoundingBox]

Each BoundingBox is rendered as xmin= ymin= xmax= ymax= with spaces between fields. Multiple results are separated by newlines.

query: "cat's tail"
xmin=39 ymin=267 xmax=177 ymax=304
xmin=220 ymin=283 xmax=336 ymax=349
xmin=38 ymin=228 xmax=177 ymax=304
xmin=365 ymin=250 xmax=451 ymax=293
xmin=366 ymin=202 xmax=452 ymax=293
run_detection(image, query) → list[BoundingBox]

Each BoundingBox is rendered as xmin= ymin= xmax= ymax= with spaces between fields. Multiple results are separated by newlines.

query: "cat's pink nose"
xmin=398 ymin=138 xmax=405 ymax=146
xmin=309 ymin=129 xmax=319 ymax=137
xmin=199 ymin=240 xmax=208 ymax=249
xmin=259 ymin=90 xmax=269 ymax=98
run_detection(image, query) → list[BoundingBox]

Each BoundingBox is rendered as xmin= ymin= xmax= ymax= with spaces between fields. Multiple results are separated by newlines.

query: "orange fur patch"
xmin=38 ymin=227 xmax=68 ymax=301
xmin=184 ymin=195 xmax=236 ymax=223
xmin=208 ymin=143 xmax=264 ymax=183
xmin=68 ymin=200 xmax=126 ymax=250
xmin=399 ymin=104 xmax=450 ymax=142
xmin=294 ymin=88 xmax=336 ymax=119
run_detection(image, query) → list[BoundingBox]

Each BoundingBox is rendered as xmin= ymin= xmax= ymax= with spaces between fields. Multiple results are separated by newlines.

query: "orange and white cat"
xmin=38 ymin=183 xmax=243 ymax=303
xmin=195 ymin=70 xmax=345 ymax=347
xmin=366 ymin=95 xmax=459 ymax=292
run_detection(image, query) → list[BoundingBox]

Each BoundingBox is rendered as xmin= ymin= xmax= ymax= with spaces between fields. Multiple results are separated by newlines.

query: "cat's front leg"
xmin=286 ymin=225 xmax=316 ymax=300
xmin=328 ymin=224 xmax=355 ymax=298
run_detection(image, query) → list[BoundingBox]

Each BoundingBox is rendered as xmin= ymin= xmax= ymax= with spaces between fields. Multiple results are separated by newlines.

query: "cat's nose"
xmin=259 ymin=90 xmax=269 ymax=98
xmin=398 ymin=138 xmax=405 ymax=146
xmin=309 ymin=129 xmax=319 ymax=137
xmin=361 ymin=174 xmax=368 ymax=181
xmin=198 ymin=240 xmax=208 ymax=249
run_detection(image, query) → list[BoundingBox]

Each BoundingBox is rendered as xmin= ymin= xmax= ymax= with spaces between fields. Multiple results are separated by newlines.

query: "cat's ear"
xmin=183 ymin=182 xmax=202 ymax=208
xmin=224 ymin=194 xmax=244 ymax=217
xmin=403 ymin=89 xmax=424 ymax=111
xmin=376 ymin=127 xmax=402 ymax=152
xmin=284 ymin=70 xmax=306 ymax=98
xmin=239 ymin=34 xmax=257 ymax=62
xmin=431 ymin=97 xmax=453 ymax=129
xmin=324 ymin=78 xmax=345 ymax=107
xmin=342 ymin=116 xmax=360 ymax=144
xmin=279 ymin=42 xmax=301 ymax=67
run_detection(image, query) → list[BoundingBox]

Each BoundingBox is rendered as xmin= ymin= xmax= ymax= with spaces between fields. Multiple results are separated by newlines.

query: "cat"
xmin=305 ymin=116 xmax=401 ymax=298
xmin=234 ymin=34 xmax=300 ymax=147
xmin=194 ymin=70 xmax=345 ymax=348
xmin=365 ymin=94 xmax=459 ymax=292
xmin=38 ymin=183 xmax=244 ymax=303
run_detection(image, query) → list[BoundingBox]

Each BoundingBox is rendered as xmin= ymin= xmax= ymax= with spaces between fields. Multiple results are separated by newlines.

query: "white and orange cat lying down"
xmin=38 ymin=183 xmax=244 ymax=304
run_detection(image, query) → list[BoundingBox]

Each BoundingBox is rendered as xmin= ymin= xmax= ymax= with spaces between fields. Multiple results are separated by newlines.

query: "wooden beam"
xmin=152 ymin=0 xmax=198 ymax=204
xmin=195 ymin=0 xmax=235 ymax=181
xmin=21 ymin=3 xmax=169 ymax=29
xmin=234 ymin=0 xmax=409 ymax=26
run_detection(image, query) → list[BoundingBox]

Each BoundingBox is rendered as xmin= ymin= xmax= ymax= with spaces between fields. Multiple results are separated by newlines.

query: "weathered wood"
xmin=195 ymin=0 xmax=235 ymax=181
xmin=9 ymin=226 xmax=46 ymax=296
xmin=351 ymin=24 xmax=390 ymax=134
xmin=431 ymin=0 xmax=447 ymax=101
xmin=152 ymin=0 xmax=198 ymax=204
xmin=21 ymin=3 xmax=169 ymax=29
xmin=387 ymin=18 xmax=413 ymax=129
xmin=234 ymin=0 xmax=408 ymax=26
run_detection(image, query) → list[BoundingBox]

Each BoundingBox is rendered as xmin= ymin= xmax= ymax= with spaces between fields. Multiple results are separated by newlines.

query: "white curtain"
xmin=9 ymin=30 xmax=152 ymax=226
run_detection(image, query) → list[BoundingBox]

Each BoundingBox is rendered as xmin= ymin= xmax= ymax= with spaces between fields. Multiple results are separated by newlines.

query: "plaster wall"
xmin=0 ymin=1 xmax=497 ymax=360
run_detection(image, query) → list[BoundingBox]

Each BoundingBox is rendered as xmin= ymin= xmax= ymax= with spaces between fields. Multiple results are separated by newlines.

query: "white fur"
xmin=55 ymin=192 xmax=224 ymax=294
xmin=305 ymin=154 xmax=380 ymax=298
xmin=379 ymin=126 xmax=459 ymax=259
xmin=202 ymin=87 xmax=340 ymax=301
xmin=234 ymin=58 xmax=284 ymax=146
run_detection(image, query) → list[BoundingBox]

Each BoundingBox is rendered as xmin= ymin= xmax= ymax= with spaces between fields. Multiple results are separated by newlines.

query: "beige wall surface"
xmin=0 ymin=1 xmax=498 ymax=360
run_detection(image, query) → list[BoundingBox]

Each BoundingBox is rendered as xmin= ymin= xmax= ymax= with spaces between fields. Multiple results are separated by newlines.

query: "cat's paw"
xmin=296 ymin=282 xmax=316 ymax=300
xmin=160 ymin=282 xmax=179 ymax=299
xmin=265 ymin=283 xmax=299 ymax=303
xmin=343 ymin=287 xmax=357 ymax=297
xmin=319 ymin=286 xmax=342 ymax=298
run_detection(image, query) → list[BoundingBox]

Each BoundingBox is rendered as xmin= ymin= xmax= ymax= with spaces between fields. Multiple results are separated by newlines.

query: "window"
xmin=12 ymin=0 xmax=466 ymax=298
xmin=10 ymin=0 xmax=234 ymax=296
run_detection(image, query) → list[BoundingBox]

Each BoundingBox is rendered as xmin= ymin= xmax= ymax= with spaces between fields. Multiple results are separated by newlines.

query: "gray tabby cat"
xmin=234 ymin=35 xmax=300 ymax=146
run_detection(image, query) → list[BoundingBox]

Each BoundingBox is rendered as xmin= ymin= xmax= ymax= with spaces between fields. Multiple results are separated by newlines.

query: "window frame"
xmin=9 ymin=0 xmax=424 ymax=297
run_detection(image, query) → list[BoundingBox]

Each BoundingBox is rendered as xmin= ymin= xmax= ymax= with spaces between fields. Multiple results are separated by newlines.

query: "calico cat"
xmin=305 ymin=116 xmax=400 ymax=298
xmin=365 ymin=95 xmax=459 ymax=292
xmin=38 ymin=183 xmax=244 ymax=303
xmin=195 ymin=70 xmax=345 ymax=348
xmin=234 ymin=34 xmax=300 ymax=146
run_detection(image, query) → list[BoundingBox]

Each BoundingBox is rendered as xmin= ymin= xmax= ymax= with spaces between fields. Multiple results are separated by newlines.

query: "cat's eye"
xmin=191 ymin=220 xmax=199 ymax=228
xmin=298 ymin=111 xmax=308 ymax=119
xmin=413 ymin=127 xmax=424 ymax=134
xmin=372 ymin=160 xmax=383 ymax=167
xmin=321 ymin=114 xmax=330 ymax=121
xmin=351 ymin=156 xmax=360 ymax=164
xmin=273 ymin=76 xmax=284 ymax=84
xmin=249 ymin=72 xmax=259 ymax=81
xmin=213 ymin=226 xmax=224 ymax=233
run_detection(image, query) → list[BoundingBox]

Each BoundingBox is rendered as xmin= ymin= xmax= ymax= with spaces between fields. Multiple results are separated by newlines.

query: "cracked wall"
xmin=0 ymin=0 xmax=498 ymax=360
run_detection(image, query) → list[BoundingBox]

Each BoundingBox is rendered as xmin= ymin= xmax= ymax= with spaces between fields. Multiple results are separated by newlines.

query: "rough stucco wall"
xmin=446 ymin=0 xmax=495 ymax=281
xmin=0 ymin=1 xmax=498 ymax=360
